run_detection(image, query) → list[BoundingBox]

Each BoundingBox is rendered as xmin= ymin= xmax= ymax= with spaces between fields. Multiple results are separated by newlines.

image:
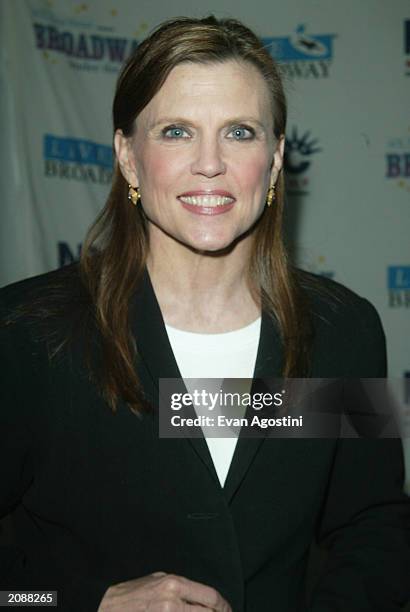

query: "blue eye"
xmin=228 ymin=126 xmax=255 ymax=140
xmin=163 ymin=126 xmax=189 ymax=139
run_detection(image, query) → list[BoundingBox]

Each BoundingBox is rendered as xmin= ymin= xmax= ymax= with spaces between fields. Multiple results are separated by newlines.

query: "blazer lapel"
xmin=131 ymin=269 xmax=220 ymax=486
xmin=223 ymin=310 xmax=284 ymax=503
xmin=131 ymin=269 xmax=284 ymax=499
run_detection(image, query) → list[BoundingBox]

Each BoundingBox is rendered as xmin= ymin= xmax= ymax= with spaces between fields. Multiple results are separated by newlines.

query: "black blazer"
xmin=0 ymin=266 xmax=409 ymax=611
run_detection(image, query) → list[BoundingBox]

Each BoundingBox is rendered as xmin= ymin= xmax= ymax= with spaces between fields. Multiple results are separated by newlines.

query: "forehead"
xmin=137 ymin=60 xmax=273 ymax=126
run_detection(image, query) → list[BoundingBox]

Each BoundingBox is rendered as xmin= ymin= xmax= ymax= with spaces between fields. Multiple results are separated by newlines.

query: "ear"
xmin=270 ymin=135 xmax=285 ymax=185
xmin=114 ymin=129 xmax=139 ymax=187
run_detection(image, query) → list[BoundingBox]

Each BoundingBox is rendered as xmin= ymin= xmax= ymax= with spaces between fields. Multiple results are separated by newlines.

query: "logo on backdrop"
xmin=387 ymin=266 xmax=410 ymax=308
xmin=385 ymin=133 xmax=410 ymax=194
xmin=58 ymin=242 xmax=82 ymax=267
xmin=312 ymin=256 xmax=335 ymax=279
xmin=43 ymin=134 xmax=113 ymax=184
xmin=405 ymin=372 xmax=410 ymax=405
xmin=263 ymin=25 xmax=336 ymax=79
xmin=31 ymin=5 xmax=147 ymax=73
xmin=284 ymin=127 xmax=322 ymax=195
xmin=405 ymin=20 xmax=410 ymax=76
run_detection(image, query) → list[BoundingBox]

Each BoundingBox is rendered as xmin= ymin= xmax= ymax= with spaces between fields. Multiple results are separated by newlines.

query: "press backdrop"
xmin=0 ymin=0 xmax=409 ymax=482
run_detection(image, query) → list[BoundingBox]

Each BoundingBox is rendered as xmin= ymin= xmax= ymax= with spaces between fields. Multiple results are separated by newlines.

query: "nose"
xmin=190 ymin=136 xmax=227 ymax=177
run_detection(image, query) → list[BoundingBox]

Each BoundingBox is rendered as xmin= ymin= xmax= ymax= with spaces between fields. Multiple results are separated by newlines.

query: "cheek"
xmin=236 ymin=155 xmax=270 ymax=198
xmin=238 ymin=164 xmax=269 ymax=207
xmin=139 ymin=148 xmax=185 ymax=194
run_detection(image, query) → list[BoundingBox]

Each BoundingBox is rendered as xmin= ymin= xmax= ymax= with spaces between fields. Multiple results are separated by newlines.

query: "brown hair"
xmin=80 ymin=15 xmax=313 ymax=413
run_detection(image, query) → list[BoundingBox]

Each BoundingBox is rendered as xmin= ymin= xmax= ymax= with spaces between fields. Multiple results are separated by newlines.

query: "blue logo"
xmin=319 ymin=271 xmax=335 ymax=280
xmin=388 ymin=266 xmax=410 ymax=290
xmin=388 ymin=266 xmax=410 ymax=308
xmin=284 ymin=127 xmax=322 ymax=194
xmin=263 ymin=25 xmax=336 ymax=78
xmin=44 ymin=134 xmax=113 ymax=167
xmin=44 ymin=135 xmax=113 ymax=184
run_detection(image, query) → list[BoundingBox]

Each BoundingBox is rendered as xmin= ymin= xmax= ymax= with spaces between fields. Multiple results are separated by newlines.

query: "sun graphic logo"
xmin=284 ymin=127 xmax=322 ymax=195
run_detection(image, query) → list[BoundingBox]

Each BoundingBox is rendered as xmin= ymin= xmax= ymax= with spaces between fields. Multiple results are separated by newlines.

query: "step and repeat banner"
xmin=0 ymin=0 xmax=409 ymax=476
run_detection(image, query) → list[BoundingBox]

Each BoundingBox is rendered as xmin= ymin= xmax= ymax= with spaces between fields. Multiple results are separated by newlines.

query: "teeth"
xmin=179 ymin=195 xmax=234 ymax=207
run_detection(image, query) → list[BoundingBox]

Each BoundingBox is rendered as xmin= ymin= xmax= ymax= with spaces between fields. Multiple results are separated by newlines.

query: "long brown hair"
xmin=80 ymin=15 xmax=313 ymax=413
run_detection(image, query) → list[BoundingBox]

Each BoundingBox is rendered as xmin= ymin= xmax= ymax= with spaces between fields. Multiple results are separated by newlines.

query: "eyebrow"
xmin=147 ymin=116 xmax=268 ymax=131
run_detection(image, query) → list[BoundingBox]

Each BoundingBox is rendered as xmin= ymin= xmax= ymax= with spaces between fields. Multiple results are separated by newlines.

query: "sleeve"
xmin=0 ymin=309 xmax=110 ymax=611
xmin=309 ymin=299 xmax=410 ymax=611
xmin=0 ymin=319 xmax=36 ymax=523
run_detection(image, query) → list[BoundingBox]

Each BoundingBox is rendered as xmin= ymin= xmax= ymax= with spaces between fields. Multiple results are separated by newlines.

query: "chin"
xmin=184 ymin=231 xmax=242 ymax=254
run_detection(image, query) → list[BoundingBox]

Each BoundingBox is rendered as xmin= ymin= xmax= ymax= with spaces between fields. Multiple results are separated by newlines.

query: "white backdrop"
xmin=1 ymin=0 xmax=409 ymax=480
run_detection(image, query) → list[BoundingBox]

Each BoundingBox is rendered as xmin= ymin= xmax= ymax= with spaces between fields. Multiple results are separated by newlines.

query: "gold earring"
xmin=128 ymin=185 xmax=140 ymax=206
xmin=266 ymin=185 xmax=275 ymax=207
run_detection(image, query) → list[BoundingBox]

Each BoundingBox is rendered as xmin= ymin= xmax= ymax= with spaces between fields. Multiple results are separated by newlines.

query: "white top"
xmin=166 ymin=317 xmax=261 ymax=486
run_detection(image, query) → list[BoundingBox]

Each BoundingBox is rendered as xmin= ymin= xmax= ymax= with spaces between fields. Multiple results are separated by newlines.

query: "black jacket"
xmin=0 ymin=265 xmax=409 ymax=611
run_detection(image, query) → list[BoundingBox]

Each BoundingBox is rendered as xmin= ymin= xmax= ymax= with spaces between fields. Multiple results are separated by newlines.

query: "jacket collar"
xmin=131 ymin=268 xmax=284 ymax=503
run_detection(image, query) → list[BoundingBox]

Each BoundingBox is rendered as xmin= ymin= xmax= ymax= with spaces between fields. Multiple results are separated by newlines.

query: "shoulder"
xmin=0 ymin=264 xmax=83 ymax=313
xmin=297 ymin=270 xmax=386 ymax=377
xmin=298 ymin=270 xmax=382 ymax=331
xmin=0 ymin=264 xmax=92 ymax=354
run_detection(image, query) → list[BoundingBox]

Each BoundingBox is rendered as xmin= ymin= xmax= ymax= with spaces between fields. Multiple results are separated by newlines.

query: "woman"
xmin=1 ymin=16 xmax=409 ymax=612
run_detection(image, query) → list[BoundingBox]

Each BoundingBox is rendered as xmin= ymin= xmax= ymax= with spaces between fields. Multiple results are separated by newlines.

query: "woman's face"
xmin=115 ymin=60 xmax=284 ymax=253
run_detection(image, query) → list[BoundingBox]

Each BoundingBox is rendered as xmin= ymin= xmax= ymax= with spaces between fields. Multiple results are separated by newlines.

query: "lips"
xmin=177 ymin=190 xmax=235 ymax=209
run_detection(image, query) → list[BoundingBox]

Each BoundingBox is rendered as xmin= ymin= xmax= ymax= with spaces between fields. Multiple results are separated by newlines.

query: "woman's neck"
xmin=146 ymin=235 xmax=260 ymax=333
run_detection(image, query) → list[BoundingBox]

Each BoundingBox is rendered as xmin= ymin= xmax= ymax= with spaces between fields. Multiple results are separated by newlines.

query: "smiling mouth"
xmin=178 ymin=195 xmax=235 ymax=207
